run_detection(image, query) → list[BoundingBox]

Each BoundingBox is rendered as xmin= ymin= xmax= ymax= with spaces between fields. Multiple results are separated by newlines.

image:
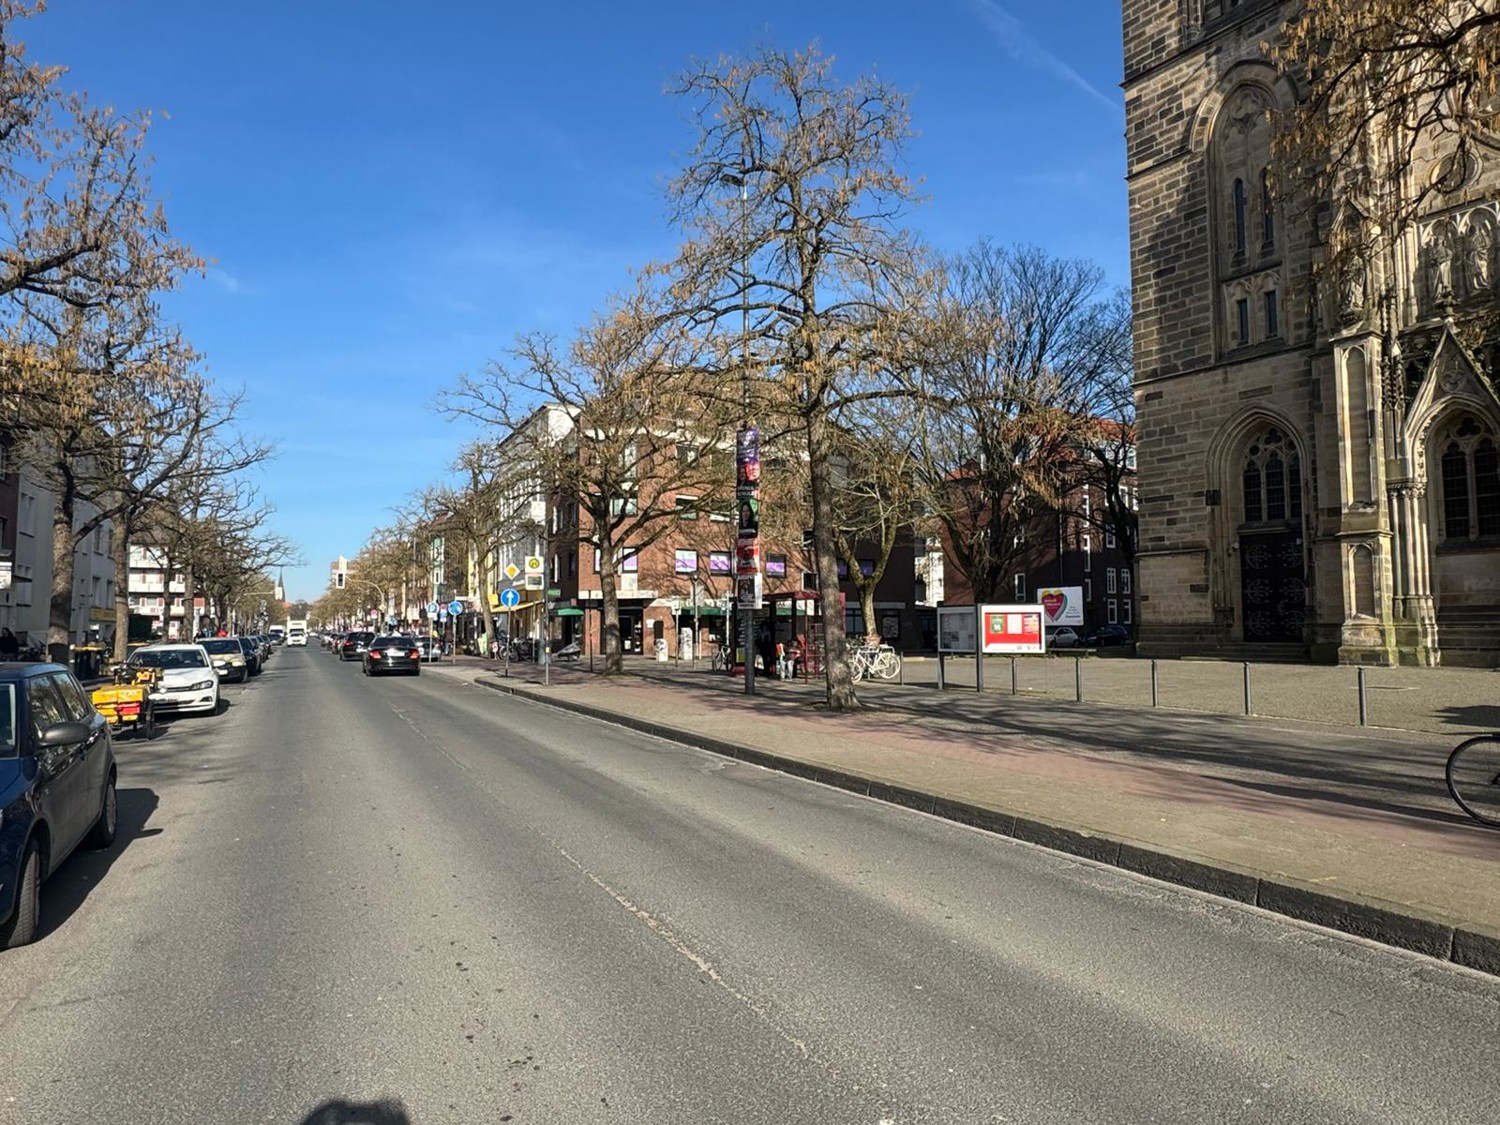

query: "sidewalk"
xmin=425 ymin=654 xmax=1500 ymax=976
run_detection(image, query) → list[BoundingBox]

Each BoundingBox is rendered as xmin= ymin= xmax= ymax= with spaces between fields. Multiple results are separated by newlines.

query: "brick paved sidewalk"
xmin=433 ymin=654 xmax=1500 ymax=974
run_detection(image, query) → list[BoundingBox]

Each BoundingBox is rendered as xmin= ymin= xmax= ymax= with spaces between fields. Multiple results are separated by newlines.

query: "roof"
xmin=0 ymin=662 xmax=68 ymax=680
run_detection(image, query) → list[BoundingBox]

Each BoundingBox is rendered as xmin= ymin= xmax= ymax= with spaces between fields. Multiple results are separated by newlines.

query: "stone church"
xmin=1123 ymin=0 xmax=1500 ymax=665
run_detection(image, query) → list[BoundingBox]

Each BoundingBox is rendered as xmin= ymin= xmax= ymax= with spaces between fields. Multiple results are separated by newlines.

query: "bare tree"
xmin=661 ymin=43 xmax=926 ymax=710
xmin=441 ymin=288 xmax=736 ymax=674
xmin=1271 ymin=0 xmax=1500 ymax=235
xmin=912 ymin=243 xmax=1125 ymax=603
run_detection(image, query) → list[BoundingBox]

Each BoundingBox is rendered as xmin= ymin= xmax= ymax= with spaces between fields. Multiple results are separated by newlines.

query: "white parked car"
xmin=126 ymin=643 xmax=221 ymax=715
xmin=1048 ymin=626 xmax=1083 ymax=649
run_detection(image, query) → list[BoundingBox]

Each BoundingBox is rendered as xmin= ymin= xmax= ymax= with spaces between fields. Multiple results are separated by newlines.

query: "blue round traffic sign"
xmin=447 ymin=600 xmax=464 ymax=616
xmin=499 ymin=588 xmax=520 ymax=608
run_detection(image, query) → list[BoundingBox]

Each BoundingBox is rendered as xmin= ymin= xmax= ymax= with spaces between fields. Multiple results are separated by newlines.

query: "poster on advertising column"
xmin=979 ymin=604 xmax=1046 ymax=654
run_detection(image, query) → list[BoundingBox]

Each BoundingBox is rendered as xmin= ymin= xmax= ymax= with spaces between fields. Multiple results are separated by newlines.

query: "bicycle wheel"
xmin=1446 ymin=734 xmax=1500 ymax=827
xmin=874 ymin=649 xmax=901 ymax=680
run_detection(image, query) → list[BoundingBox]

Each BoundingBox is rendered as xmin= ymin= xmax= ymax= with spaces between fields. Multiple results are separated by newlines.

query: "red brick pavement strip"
xmin=436 ymin=656 xmax=1500 ymax=975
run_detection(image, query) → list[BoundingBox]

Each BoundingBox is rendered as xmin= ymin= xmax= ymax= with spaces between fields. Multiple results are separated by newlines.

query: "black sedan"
xmin=339 ymin=631 xmax=375 ymax=661
xmin=235 ymin=635 xmax=262 ymax=675
xmin=362 ymin=636 xmax=421 ymax=677
xmin=1084 ymin=624 xmax=1134 ymax=648
xmin=0 ymin=662 xmax=117 ymax=948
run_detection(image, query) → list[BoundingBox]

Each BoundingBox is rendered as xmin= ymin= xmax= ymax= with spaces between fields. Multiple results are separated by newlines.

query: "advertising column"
xmin=735 ymin=426 xmax=762 ymax=696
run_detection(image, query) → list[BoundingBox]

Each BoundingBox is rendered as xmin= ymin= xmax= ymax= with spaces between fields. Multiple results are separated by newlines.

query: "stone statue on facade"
xmin=1428 ymin=224 xmax=1456 ymax=304
xmin=1339 ymin=254 xmax=1366 ymax=322
xmin=1466 ymin=220 xmax=1494 ymax=295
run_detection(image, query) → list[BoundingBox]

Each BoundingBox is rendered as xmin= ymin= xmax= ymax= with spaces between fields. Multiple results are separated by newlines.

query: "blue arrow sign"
xmin=447 ymin=600 xmax=464 ymax=616
xmin=499 ymin=587 xmax=520 ymax=608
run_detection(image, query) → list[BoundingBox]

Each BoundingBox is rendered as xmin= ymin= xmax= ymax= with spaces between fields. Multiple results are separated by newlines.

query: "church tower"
xmin=1122 ymin=0 xmax=1500 ymax=665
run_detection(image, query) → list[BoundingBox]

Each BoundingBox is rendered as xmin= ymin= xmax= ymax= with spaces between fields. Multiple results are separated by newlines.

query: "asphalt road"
xmin=1 ymin=647 xmax=1496 ymax=1124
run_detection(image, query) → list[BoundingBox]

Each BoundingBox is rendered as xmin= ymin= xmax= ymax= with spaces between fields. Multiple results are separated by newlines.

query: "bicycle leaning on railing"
xmin=1446 ymin=733 xmax=1500 ymax=828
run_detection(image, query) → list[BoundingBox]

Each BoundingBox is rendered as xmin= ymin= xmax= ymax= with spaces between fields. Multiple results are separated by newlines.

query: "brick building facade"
xmin=1123 ymin=0 xmax=1500 ymax=665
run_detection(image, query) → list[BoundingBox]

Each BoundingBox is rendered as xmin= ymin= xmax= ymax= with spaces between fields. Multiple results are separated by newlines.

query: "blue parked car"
xmin=0 ymin=662 xmax=117 ymax=948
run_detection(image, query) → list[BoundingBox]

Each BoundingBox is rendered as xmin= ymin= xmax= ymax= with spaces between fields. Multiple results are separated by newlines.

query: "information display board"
xmin=979 ymin=604 xmax=1046 ymax=654
xmin=936 ymin=605 xmax=977 ymax=653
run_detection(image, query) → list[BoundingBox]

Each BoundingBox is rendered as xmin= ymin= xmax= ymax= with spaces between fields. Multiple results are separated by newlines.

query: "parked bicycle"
xmin=1446 ymin=733 xmax=1500 ymax=827
xmin=847 ymin=642 xmax=901 ymax=682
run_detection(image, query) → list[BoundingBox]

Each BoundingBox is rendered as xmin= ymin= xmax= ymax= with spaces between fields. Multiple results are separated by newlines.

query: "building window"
xmin=765 ymin=554 xmax=787 ymax=577
xmin=621 ymin=549 xmax=639 ymax=573
xmin=1106 ymin=568 xmax=1117 ymax=595
xmin=1260 ymin=168 xmax=1274 ymax=249
xmin=568 ymin=553 xmax=577 ymax=576
xmin=1107 ymin=599 xmax=1118 ymax=624
xmin=1264 ymin=289 xmax=1279 ymax=339
xmin=675 ymin=496 xmax=698 ymax=520
xmin=1123 ymin=600 xmax=1133 ymax=625
xmin=593 ymin=549 xmax=601 ymax=574
xmin=1232 ymin=179 xmax=1247 ymax=254
xmin=1083 ymin=536 xmax=1092 ymax=571
xmin=802 ymin=570 xmax=819 ymax=590
xmin=1439 ymin=415 xmax=1500 ymax=540
xmin=1105 ymin=524 xmax=1116 ymax=549
xmin=1242 ymin=428 xmax=1302 ymax=524
xmin=674 ymin=549 xmax=698 ymax=574
xmin=1236 ymin=298 xmax=1250 ymax=345
xmin=1121 ymin=568 xmax=1132 ymax=595
xmin=860 ymin=559 xmax=876 ymax=578
xmin=709 ymin=506 xmax=732 ymax=523
xmin=709 ymin=551 xmax=732 ymax=575
xmin=1013 ymin=573 xmax=1026 ymax=600
xmin=19 ymin=492 xmax=34 ymax=536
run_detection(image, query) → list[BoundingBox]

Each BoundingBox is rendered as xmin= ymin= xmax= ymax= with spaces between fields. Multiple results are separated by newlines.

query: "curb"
xmin=472 ymin=675 xmax=1500 ymax=978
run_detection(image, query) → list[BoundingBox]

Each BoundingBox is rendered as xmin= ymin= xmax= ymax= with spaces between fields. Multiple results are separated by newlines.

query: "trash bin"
xmin=679 ymin=629 xmax=694 ymax=662
xmin=654 ymin=638 xmax=668 ymax=663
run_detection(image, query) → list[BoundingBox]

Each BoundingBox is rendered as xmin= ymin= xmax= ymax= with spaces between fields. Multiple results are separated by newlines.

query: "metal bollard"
xmin=1074 ymin=655 xmax=1083 ymax=702
xmin=1150 ymin=659 xmax=1160 ymax=708
xmin=1243 ymin=661 xmax=1253 ymax=716
xmin=1010 ymin=656 xmax=1018 ymax=696
xmin=1357 ymin=665 xmax=1368 ymax=726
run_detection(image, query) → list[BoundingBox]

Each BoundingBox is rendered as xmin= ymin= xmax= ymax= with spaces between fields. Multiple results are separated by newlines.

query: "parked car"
xmin=1048 ymin=626 xmax=1083 ymax=649
xmin=235 ymin=636 xmax=262 ymax=676
xmin=412 ymin=636 xmax=444 ymax=662
xmin=362 ymin=636 xmax=421 ymax=677
xmin=1084 ymin=624 xmax=1133 ymax=648
xmin=0 ymin=662 xmax=117 ymax=948
xmin=339 ymin=631 xmax=375 ymax=661
xmin=198 ymin=638 xmax=250 ymax=683
xmin=125 ymin=644 xmax=220 ymax=715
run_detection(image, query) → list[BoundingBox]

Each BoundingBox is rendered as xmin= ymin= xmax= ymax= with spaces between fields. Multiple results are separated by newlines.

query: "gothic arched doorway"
xmin=1238 ymin=426 xmax=1307 ymax=642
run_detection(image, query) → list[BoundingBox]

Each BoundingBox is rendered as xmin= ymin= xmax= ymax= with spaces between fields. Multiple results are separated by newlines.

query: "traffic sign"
xmin=545 ymin=587 xmax=561 ymax=599
xmin=524 ymin=556 xmax=543 ymax=576
xmin=447 ymin=600 xmax=464 ymax=616
xmin=426 ymin=602 xmax=440 ymax=616
xmin=504 ymin=562 xmax=521 ymax=581
xmin=499 ymin=587 xmax=520 ymax=608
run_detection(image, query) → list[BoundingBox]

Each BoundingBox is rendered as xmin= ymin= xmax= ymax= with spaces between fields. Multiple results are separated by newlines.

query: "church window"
xmin=1438 ymin=415 xmax=1500 ymax=541
xmin=1264 ymin=290 xmax=1279 ymax=338
xmin=1232 ymin=179 xmax=1247 ymax=254
xmin=1260 ymin=169 xmax=1274 ymax=249
xmin=1236 ymin=298 xmax=1250 ymax=345
xmin=1241 ymin=428 xmax=1301 ymax=525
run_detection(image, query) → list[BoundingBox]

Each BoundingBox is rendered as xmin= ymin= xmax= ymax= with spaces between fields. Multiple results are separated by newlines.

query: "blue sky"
xmin=24 ymin=0 xmax=1128 ymax=602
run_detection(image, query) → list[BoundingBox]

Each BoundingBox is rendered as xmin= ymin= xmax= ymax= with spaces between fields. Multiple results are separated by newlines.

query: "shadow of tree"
xmin=298 ymin=1100 xmax=413 ymax=1125
xmin=1435 ymin=703 xmax=1500 ymax=729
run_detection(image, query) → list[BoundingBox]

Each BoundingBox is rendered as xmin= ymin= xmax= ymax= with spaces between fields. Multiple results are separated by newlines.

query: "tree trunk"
xmin=47 ymin=490 xmax=77 ymax=665
xmin=112 ymin=521 xmax=131 ymax=663
xmin=859 ymin=582 xmax=879 ymax=646
xmin=807 ymin=414 xmax=859 ymax=710
xmin=600 ymin=549 xmax=622 ymax=674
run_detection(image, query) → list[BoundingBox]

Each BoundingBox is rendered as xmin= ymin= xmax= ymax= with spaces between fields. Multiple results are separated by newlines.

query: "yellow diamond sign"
xmin=503 ymin=562 xmax=520 ymax=581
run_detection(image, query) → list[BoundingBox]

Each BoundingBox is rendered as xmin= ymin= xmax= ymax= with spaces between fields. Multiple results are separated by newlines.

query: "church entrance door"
xmin=1240 ymin=530 xmax=1305 ymax=642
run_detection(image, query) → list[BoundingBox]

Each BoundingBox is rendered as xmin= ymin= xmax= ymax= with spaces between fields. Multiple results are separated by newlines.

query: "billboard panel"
xmin=980 ymin=604 xmax=1046 ymax=654
xmin=1037 ymin=586 xmax=1084 ymax=627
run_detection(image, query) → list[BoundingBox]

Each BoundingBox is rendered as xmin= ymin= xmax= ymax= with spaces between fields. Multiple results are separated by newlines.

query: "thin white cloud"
xmin=206 ymin=267 xmax=244 ymax=295
xmin=968 ymin=0 xmax=1120 ymax=116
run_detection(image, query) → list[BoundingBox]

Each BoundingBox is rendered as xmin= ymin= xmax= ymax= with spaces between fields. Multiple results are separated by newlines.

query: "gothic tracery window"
xmin=1214 ymin=85 xmax=1283 ymax=354
xmin=1438 ymin=414 xmax=1500 ymax=541
xmin=1241 ymin=427 xmax=1302 ymax=525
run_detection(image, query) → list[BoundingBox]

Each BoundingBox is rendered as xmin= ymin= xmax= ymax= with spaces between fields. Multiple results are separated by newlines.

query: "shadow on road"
xmin=298 ymin=1099 xmax=413 ymax=1124
xmin=37 ymin=786 xmax=159 ymax=940
xmin=1436 ymin=703 xmax=1500 ymax=730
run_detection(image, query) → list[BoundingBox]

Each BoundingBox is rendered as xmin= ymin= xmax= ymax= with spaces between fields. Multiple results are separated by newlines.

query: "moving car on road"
xmin=339 ymin=631 xmax=375 ymax=661
xmin=125 ymin=643 xmax=221 ymax=715
xmin=363 ymin=636 xmax=421 ymax=677
xmin=0 ymin=662 xmax=117 ymax=948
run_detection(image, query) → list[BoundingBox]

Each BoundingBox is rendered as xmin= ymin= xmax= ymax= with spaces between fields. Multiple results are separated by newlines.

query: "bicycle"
xmin=847 ymin=642 xmax=900 ymax=682
xmin=1447 ymin=734 xmax=1500 ymax=827
xmin=709 ymin=645 xmax=726 ymax=673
